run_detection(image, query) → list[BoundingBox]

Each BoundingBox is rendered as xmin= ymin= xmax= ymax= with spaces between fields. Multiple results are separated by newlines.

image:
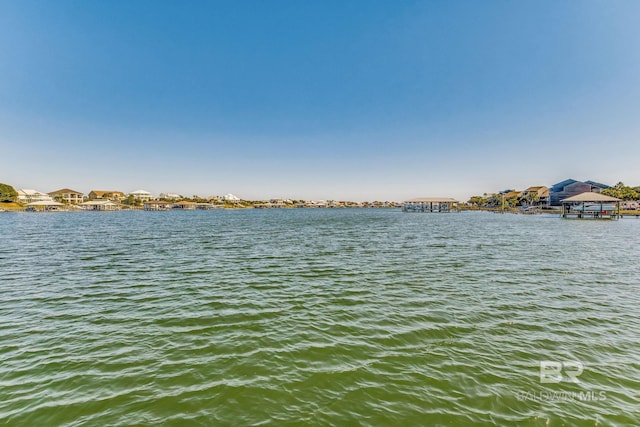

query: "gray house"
xmin=549 ymin=179 xmax=610 ymax=206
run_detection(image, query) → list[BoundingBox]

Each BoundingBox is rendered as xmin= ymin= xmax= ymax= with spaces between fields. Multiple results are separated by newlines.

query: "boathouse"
xmin=144 ymin=200 xmax=173 ymax=211
xmin=561 ymin=192 xmax=621 ymax=220
xmin=26 ymin=201 xmax=64 ymax=211
xmin=173 ymin=201 xmax=197 ymax=210
xmin=402 ymin=198 xmax=459 ymax=213
xmin=81 ymin=200 xmax=120 ymax=211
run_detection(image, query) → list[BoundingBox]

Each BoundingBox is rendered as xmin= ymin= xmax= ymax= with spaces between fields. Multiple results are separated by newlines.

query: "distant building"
xmin=521 ymin=186 xmax=549 ymax=206
xmin=502 ymin=190 xmax=522 ymax=200
xmin=584 ymin=180 xmax=610 ymax=192
xmin=88 ymin=190 xmax=126 ymax=201
xmin=48 ymin=188 xmax=84 ymax=204
xmin=222 ymin=194 xmax=240 ymax=202
xmin=129 ymin=190 xmax=153 ymax=202
xmin=402 ymin=197 xmax=459 ymax=213
xmin=159 ymin=193 xmax=181 ymax=200
xmin=549 ymin=179 xmax=610 ymax=206
xmin=16 ymin=189 xmax=54 ymax=204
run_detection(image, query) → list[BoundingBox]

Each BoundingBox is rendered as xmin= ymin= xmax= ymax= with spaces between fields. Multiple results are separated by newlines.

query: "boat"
xmin=571 ymin=204 xmax=617 ymax=212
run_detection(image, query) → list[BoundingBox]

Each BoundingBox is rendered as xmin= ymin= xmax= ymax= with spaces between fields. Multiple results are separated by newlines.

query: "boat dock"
xmin=402 ymin=198 xmax=459 ymax=213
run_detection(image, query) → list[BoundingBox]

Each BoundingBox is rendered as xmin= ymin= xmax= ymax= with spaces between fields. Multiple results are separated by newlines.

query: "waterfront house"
xmin=88 ymin=190 xmax=126 ymax=201
xmin=561 ymin=192 xmax=621 ymax=220
xmin=402 ymin=197 xmax=459 ymax=212
xmin=303 ymin=200 xmax=327 ymax=208
xmin=129 ymin=190 xmax=153 ymax=202
xmin=503 ymin=190 xmax=522 ymax=201
xmin=521 ymin=186 xmax=550 ymax=206
xmin=17 ymin=189 xmax=54 ymax=204
xmin=549 ymin=179 xmax=610 ymax=206
xmin=159 ymin=192 xmax=181 ymax=200
xmin=48 ymin=188 xmax=84 ymax=204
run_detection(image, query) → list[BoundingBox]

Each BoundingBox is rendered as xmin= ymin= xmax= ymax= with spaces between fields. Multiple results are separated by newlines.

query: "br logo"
xmin=540 ymin=361 xmax=584 ymax=383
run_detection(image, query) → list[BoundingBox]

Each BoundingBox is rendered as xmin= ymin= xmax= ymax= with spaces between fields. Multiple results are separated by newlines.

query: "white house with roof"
xmin=159 ymin=193 xmax=181 ymax=200
xmin=129 ymin=190 xmax=153 ymax=202
xmin=222 ymin=194 xmax=241 ymax=202
xmin=17 ymin=189 xmax=54 ymax=204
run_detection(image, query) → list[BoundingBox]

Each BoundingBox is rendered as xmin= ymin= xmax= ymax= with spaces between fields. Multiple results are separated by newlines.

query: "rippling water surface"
xmin=1 ymin=209 xmax=639 ymax=426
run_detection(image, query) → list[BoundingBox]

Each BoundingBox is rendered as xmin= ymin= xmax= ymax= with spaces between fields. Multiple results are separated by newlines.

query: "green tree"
xmin=468 ymin=195 xmax=488 ymax=207
xmin=602 ymin=182 xmax=639 ymax=201
xmin=522 ymin=191 xmax=540 ymax=206
xmin=486 ymin=193 xmax=504 ymax=208
xmin=505 ymin=195 xmax=519 ymax=208
xmin=0 ymin=183 xmax=18 ymax=202
xmin=122 ymin=194 xmax=139 ymax=206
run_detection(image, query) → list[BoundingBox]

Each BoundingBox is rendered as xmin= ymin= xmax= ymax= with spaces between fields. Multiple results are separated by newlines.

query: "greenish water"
xmin=1 ymin=209 xmax=639 ymax=426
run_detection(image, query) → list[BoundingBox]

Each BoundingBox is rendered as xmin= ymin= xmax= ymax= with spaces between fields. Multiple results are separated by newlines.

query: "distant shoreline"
xmin=4 ymin=205 xmax=640 ymax=218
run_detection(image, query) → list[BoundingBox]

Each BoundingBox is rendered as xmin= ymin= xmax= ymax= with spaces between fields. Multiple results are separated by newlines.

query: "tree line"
xmin=467 ymin=182 xmax=640 ymax=208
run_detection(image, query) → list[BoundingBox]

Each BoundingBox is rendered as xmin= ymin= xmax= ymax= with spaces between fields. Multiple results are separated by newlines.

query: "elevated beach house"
xmin=129 ymin=190 xmax=153 ymax=202
xmin=17 ymin=189 xmax=54 ymax=204
xmin=521 ymin=186 xmax=549 ymax=206
xmin=48 ymin=188 xmax=84 ymax=204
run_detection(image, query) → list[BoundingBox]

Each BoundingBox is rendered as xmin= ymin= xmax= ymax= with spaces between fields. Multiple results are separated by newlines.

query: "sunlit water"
xmin=1 ymin=209 xmax=639 ymax=426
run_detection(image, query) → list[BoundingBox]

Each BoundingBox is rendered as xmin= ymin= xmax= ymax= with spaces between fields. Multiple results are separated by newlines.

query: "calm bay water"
xmin=1 ymin=209 xmax=639 ymax=426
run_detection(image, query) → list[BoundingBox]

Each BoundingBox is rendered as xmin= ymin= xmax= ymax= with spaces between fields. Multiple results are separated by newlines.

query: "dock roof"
xmin=81 ymin=200 xmax=120 ymax=206
xmin=561 ymin=192 xmax=620 ymax=202
xmin=26 ymin=201 xmax=63 ymax=206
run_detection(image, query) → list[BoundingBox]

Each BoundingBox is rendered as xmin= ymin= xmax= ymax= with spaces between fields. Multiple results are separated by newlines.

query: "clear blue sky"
xmin=1 ymin=0 xmax=639 ymax=201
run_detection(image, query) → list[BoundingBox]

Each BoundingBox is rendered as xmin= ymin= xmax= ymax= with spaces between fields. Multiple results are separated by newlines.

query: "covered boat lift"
xmin=80 ymin=200 xmax=121 ymax=211
xmin=26 ymin=201 xmax=64 ymax=212
xmin=561 ymin=192 xmax=621 ymax=220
